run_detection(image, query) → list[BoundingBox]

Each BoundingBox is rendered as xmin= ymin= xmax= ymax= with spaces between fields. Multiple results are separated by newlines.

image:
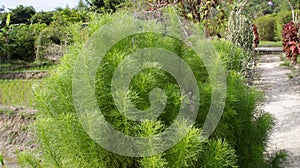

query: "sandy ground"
xmin=254 ymin=53 xmax=300 ymax=167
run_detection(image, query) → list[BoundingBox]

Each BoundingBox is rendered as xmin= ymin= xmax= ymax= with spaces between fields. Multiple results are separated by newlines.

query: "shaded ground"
xmin=254 ymin=52 xmax=300 ymax=167
xmin=0 ymin=71 xmax=48 ymax=80
xmin=0 ymin=105 xmax=37 ymax=167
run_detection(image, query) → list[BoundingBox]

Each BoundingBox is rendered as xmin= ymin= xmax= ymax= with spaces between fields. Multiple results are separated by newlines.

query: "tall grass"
xmin=0 ymin=79 xmax=38 ymax=107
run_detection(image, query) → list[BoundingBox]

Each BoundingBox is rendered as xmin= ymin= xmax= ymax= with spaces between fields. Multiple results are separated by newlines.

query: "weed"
xmin=259 ymin=41 xmax=282 ymax=47
xmin=288 ymin=74 xmax=294 ymax=79
xmin=0 ymin=153 xmax=3 ymax=166
xmin=265 ymin=149 xmax=288 ymax=168
xmin=17 ymin=151 xmax=42 ymax=168
xmin=0 ymin=109 xmax=15 ymax=115
xmin=31 ymin=11 xmax=275 ymax=168
xmin=280 ymin=61 xmax=290 ymax=67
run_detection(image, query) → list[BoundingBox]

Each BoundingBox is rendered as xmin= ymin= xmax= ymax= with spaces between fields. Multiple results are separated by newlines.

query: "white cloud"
xmin=0 ymin=0 xmax=78 ymax=11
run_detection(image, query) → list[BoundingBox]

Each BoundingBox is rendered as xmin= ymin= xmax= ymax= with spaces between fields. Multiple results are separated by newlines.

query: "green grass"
xmin=258 ymin=41 xmax=282 ymax=47
xmin=0 ymin=60 xmax=56 ymax=73
xmin=0 ymin=79 xmax=39 ymax=107
xmin=279 ymin=53 xmax=292 ymax=67
xmin=0 ymin=153 xmax=3 ymax=166
xmin=280 ymin=61 xmax=290 ymax=67
xmin=0 ymin=108 xmax=15 ymax=115
xmin=0 ymin=63 xmax=13 ymax=68
xmin=1 ymin=65 xmax=53 ymax=73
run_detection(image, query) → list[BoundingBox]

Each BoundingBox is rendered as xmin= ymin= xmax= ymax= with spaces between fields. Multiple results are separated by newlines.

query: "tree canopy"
xmin=9 ymin=5 xmax=36 ymax=24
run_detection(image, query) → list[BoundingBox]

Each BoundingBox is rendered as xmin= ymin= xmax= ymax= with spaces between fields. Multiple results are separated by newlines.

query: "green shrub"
xmin=254 ymin=15 xmax=276 ymax=41
xmin=86 ymin=0 xmax=126 ymax=12
xmin=17 ymin=151 xmax=42 ymax=168
xmin=197 ymin=139 xmax=237 ymax=168
xmin=264 ymin=149 xmax=288 ymax=168
xmin=0 ymin=32 xmax=5 ymax=61
xmin=196 ymin=69 xmax=274 ymax=167
xmin=226 ymin=10 xmax=254 ymax=55
xmin=276 ymin=11 xmax=292 ymax=33
xmin=212 ymin=39 xmax=247 ymax=72
xmin=30 ymin=11 xmax=54 ymax=25
xmin=0 ymin=23 xmax=46 ymax=62
xmin=35 ymin=10 xmax=91 ymax=62
xmin=35 ymin=26 xmax=66 ymax=61
xmin=275 ymin=10 xmax=300 ymax=40
xmin=30 ymin=12 xmax=274 ymax=168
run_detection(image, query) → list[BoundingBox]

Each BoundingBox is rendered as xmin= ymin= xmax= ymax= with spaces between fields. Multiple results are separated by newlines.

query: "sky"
xmin=0 ymin=0 xmax=79 ymax=12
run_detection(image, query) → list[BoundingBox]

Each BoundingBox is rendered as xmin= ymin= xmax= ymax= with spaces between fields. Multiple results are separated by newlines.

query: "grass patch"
xmin=280 ymin=61 xmax=290 ymax=67
xmin=0 ymin=79 xmax=39 ymax=107
xmin=258 ymin=41 xmax=282 ymax=47
xmin=0 ymin=62 xmax=56 ymax=74
xmin=0 ymin=153 xmax=3 ymax=166
xmin=0 ymin=108 xmax=15 ymax=115
xmin=0 ymin=66 xmax=52 ymax=74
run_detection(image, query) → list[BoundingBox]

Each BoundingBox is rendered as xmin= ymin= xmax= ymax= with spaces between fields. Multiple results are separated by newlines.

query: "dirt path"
xmin=254 ymin=52 xmax=300 ymax=167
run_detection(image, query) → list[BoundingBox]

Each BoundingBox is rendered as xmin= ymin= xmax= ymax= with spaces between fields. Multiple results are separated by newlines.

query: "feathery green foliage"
xmin=212 ymin=39 xmax=247 ymax=72
xmin=26 ymin=11 xmax=275 ymax=168
xmin=197 ymin=139 xmax=238 ymax=168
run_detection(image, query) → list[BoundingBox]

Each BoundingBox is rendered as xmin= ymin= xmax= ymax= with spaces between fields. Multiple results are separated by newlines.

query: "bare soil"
xmin=0 ymin=105 xmax=37 ymax=167
xmin=0 ymin=71 xmax=48 ymax=80
xmin=254 ymin=53 xmax=300 ymax=167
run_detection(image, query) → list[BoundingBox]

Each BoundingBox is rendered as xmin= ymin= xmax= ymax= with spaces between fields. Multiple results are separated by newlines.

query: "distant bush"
xmin=34 ymin=9 xmax=90 ymax=62
xmin=86 ymin=0 xmax=126 ymax=12
xmin=30 ymin=11 xmax=54 ymax=25
xmin=35 ymin=26 xmax=66 ymax=61
xmin=254 ymin=15 xmax=276 ymax=41
xmin=212 ymin=39 xmax=247 ymax=72
xmin=276 ymin=11 xmax=292 ymax=30
xmin=275 ymin=10 xmax=300 ymax=40
xmin=0 ymin=23 xmax=46 ymax=62
xmin=0 ymin=33 xmax=5 ymax=61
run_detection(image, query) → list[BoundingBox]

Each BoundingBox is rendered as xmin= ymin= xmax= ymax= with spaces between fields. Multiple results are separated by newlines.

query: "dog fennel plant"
xmin=19 ymin=12 xmax=279 ymax=168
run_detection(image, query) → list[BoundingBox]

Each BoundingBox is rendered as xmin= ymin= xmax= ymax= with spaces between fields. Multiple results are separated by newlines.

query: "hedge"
xmin=254 ymin=14 xmax=276 ymax=41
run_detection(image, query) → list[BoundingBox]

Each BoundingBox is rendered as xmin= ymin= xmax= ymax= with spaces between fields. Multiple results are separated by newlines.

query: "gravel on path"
xmin=254 ymin=53 xmax=300 ymax=167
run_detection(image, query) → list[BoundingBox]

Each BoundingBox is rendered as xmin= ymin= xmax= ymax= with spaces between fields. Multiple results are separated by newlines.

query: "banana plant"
xmin=1 ymin=13 xmax=11 ymax=43
xmin=0 ymin=13 xmax=12 ymax=60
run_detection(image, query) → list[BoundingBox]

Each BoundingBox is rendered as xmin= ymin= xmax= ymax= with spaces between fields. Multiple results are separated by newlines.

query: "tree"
xmin=0 ymin=13 xmax=12 ymax=61
xmin=9 ymin=5 xmax=36 ymax=24
xmin=77 ymin=0 xmax=88 ymax=10
xmin=85 ymin=0 xmax=125 ymax=12
xmin=31 ymin=11 xmax=54 ymax=25
xmin=0 ymin=6 xmax=6 ymax=28
xmin=0 ymin=5 xmax=4 ymax=14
